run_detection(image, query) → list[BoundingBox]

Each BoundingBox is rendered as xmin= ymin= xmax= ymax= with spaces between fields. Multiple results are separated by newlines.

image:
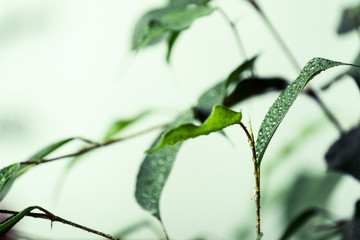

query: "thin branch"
xmin=0 ymin=207 xmax=120 ymax=240
xmin=20 ymin=123 xmax=168 ymax=165
xmin=239 ymin=122 xmax=261 ymax=238
xmin=246 ymin=0 xmax=344 ymax=134
xmin=217 ymin=8 xmax=248 ymax=60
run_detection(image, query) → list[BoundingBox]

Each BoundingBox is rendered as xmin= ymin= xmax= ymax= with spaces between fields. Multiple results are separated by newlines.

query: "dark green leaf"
xmin=0 ymin=206 xmax=37 ymax=236
xmin=224 ymin=77 xmax=288 ymax=107
xmin=337 ymin=5 xmax=360 ymax=35
xmin=103 ymin=110 xmax=151 ymax=141
xmin=325 ymin=125 xmax=360 ymax=181
xmin=225 ymin=56 xmax=258 ymax=87
xmin=135 ymin=110 xmax=193 ymax=221
xmin=279 ymin=208 xmax=325 ymax=240
xmin=255 ymin=58 xmax=349 ymax=166
xmin=148 ymin=105 xmax=242 ymax=153
xmin=341 ymin=200 xmax=360 ymax=240
xmin=166 ymin=31 xmax=181 ymax=63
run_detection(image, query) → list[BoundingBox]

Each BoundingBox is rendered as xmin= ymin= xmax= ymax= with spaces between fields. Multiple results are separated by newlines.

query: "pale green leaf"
xmin=255 ymin=58 xmax=350 ymax=166
xmin=148 ymin=105 xmax=242 ymax=153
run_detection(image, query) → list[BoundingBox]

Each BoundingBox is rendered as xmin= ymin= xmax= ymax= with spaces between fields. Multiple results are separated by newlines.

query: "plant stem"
xmin=0 ymin=207 xmax=120 ymax=240
xmin=239 ymin=122 xmax=261 ymax=238
xmin=217 ymin=8 xmax=248 ymax=60
xmin=246 ymin=0 xmax=344 ymax=134
xmin=20 ymin=123 xmax=168 ymax=165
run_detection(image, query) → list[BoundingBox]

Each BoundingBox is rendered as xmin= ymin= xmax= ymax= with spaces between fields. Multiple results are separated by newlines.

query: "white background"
xmin=0 ymin=0 xmax=359 ymax=239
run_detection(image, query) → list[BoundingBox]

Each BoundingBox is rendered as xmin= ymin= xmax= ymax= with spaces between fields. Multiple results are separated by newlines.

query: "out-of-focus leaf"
xmin=325 ymin=125 xmax=360 ymax=181
xmin=224 ymin=77 xmax=288 ymax=106
xmin=0 ymin=137 xmax=78 ymax=201
xmin=103 ymin=110 xmax=151 ymax=141
xmin=133 ymin=4 xmax=214 ymax=50
xmin=135 ymin=110 xmax=193 ymax=221
xmin=283 ymin=172 xmax=341 ymax=221
xmin=225 ymin=56 xmax=258 ymax=87
xmin=337 ymin=5 xmax=360 ymax=35
xmin=341 ymin=200 xmax=360 ymax=240
xmin=166 ymin=31 xmax=181 ymax=63
xmin=279 ymin=208 xmax=325 ymax=240
xmin=255 ymin=58 xmax=348 ymax=166
xmin=0 ymin=206 xmax=37 ymax=236
xmin=114 ymin=220 xmax=150 ymax=238
xmin=148 ymin=105 xmax=242 ymax=153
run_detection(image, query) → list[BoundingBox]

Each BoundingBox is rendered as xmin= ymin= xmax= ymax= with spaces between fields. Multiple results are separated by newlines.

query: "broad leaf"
xmin=279 ymin=208 xmax=325 ymax=240
xmin=148 ymin=105 xmax=242 ymax=153
xmin=223 ymin=77 xmax=288 ymax=106
xmin=135 ymin=110 xmax=193 ymax=221
xmin=133 ymin=4 xmax=214 ymax=51
xmin=325 ymin=125 xmax=360 ymax=181
xmin=341 ymin=200 xmax=360 ymax=240
xmin=103 ymin=110 xmax=151 ymax=141
xmin=0 ymin=138 xmax=78 ymax=201
xmin=337 ymin=5 xmax=360 ymax=35
xmin=0 ymin=206 xmax=37 ymax=236
xmin=255 ymin=58 xmax=350 ymax=166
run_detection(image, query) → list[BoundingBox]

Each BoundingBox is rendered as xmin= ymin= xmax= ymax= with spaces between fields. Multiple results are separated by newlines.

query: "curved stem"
xmin=217 ymin=8 xmax=248 ymax=60
xmin=239 ymin=122 xmax=261 ymax=238
xmin=0 ymin=207 xmax=120 ymax=240
xmin=20 ymin=123 xmax=167 ymax=165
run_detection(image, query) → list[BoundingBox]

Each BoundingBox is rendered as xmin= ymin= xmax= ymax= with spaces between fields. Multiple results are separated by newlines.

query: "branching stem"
xmin=0 ymin=207 xmax=120 ymax=240
xmin=239 ymin=122 xmax=261 ymax=238
xmin=20 ymin=123 xmax=167 ymax=165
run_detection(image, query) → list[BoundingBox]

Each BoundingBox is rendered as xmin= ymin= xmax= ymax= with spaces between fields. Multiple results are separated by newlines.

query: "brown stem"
xmin=239 ymin=122 xmax=261 ymax=238
xmin=20 ymin=123 xmax=167 ymax=165
xmin=0 ymin=207 xmax=120 ymax=240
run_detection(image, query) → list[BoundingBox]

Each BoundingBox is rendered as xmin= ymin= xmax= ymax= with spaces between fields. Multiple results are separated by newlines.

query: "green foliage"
xmin=148 ymin=105 xmax=242 ymax=153
xmin=255 ymin=58 xmax=346 ymax=166
xmin=0 ymin=206 xmax=38 ymax=236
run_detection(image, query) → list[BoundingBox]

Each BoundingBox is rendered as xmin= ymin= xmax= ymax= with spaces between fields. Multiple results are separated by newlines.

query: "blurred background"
xmin=0 ymin=0 xmax=359 ymax=239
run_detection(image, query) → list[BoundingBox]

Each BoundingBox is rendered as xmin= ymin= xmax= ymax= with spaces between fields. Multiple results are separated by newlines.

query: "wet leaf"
xmin=325 ymin=125 xmax=360 ymax=181
xmin=135 ymin=110 xmax=193 ymax=221
xmin=255 ymin=58 xmax=350 ymax=166
xmin=148 ymin=105 xmax=242 ymax=153
xmin=103 ymin=110 xmax=151 ymax=141
xmin=0 ymin=206 xmax=37 ymax=236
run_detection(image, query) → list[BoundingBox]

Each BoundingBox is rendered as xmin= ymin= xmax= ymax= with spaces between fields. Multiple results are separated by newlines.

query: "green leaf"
xmin=325 ymin=125 xmax=360 ymax=181
xmin=0 ymin=206 xmax=38 ymax=236
xmin=135 ymin=110 xmax=193 ymax=221
xmin=255 ymin=58 xmax=350 ymax=166
xmin=166 ymin=31 xmax=181 ymax=63
xmin=148 ymin=105 xmax=242 ymax=153
xmin=225 ymin=56 xmax=258 ymax=87
xmin=337 ymin=5 xmax=360 ymax=35
xmin=103 ymin=110 xmax=151 ymax=141
xmin=134 ymin=5 xmax=214 ymax=50
xmin=279 ymin=208 xmax=325 ymax=240
xmin=0 ymin=138 xmax=78 ymax=201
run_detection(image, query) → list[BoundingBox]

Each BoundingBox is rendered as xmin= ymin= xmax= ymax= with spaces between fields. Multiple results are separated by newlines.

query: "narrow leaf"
xmin=166 ymin=31 xmax=181 ymax=63
xmin=325 ymin=125 xmax=360 ymax=181
xmin=148 ymin=105 xmax=242 ymax=153
xmin=135 ymin=110 xmax=193 ymax=221
xmin=0 ymin=138 xmax=79 ymax=201
xmin=103 ymin=110 xmax=151 ymax=141
xmin=0 ymin=206 xmax=37 ymax=236
xmin=225 ymin=56 xmax=258 ymax=87
xmin=255 ymin=58 xmax=350 ymax=165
